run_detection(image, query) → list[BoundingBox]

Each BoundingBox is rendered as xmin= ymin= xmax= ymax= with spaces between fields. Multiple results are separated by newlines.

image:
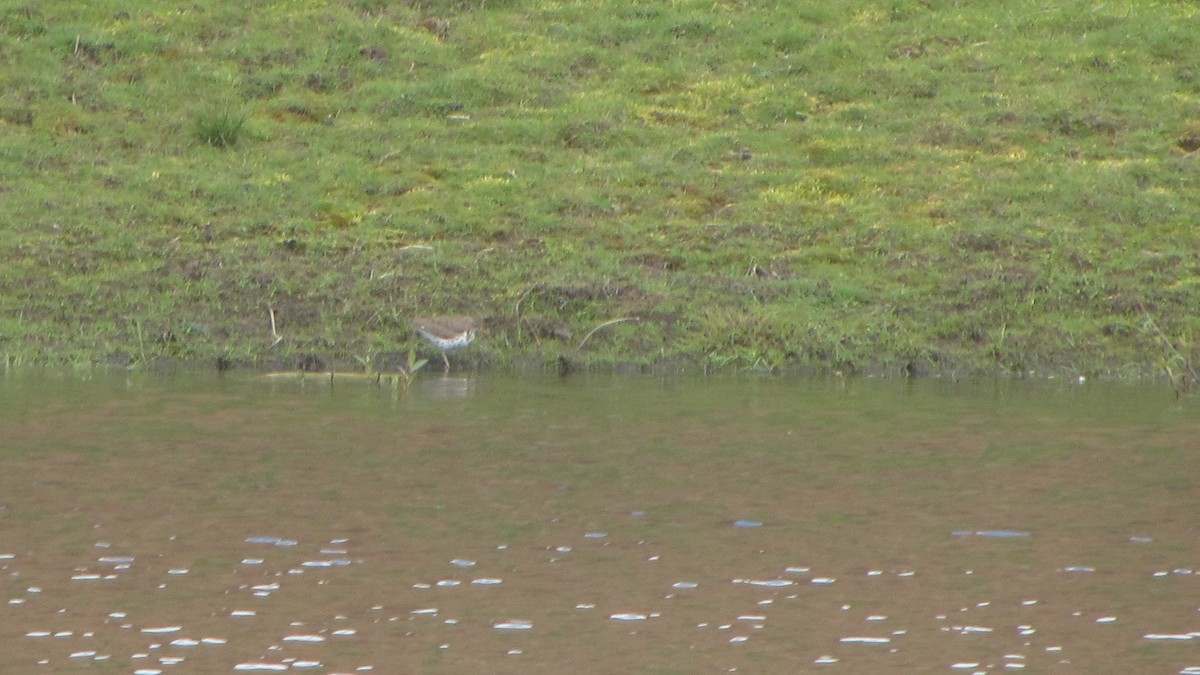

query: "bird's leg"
xmin=442 ymin=352 xmax=451 ymax=372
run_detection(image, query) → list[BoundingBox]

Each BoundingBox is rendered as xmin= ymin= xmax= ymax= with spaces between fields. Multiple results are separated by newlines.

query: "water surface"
xmin=1 ymin=373 xmax=1197 ymax=673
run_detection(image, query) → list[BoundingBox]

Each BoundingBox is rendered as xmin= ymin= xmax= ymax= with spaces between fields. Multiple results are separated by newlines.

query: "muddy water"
xmin=0 ymin=373 xmax=1197 ymax=674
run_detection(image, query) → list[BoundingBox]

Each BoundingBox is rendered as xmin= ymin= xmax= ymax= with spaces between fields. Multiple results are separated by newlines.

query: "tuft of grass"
xmin=194 ymin=111 xmax=247 ymax=148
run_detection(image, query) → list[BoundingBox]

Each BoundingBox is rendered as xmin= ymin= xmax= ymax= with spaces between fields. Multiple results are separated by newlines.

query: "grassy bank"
xmin=1 ymin=0 xmax=1198 ymax=380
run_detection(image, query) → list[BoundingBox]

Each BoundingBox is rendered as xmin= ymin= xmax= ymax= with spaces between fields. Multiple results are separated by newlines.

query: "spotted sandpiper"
xmin=411 ymin=316 xmax=478 ymax=372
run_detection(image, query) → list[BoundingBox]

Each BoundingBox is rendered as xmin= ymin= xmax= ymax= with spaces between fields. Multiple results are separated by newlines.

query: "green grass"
xmin=194 ymin=110 xmax=247 ymax=148
xmin=1 ymin=0 xmax=1198 ymax=379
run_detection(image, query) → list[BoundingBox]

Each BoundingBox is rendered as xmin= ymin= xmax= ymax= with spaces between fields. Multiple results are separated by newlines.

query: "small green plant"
xmin=360 ymin=348 xmax=428 ymax=389
xmin=396 ymin=348 xmax=429 ymax=389
xmin=194 ymin=111 xmax=247 ymax=148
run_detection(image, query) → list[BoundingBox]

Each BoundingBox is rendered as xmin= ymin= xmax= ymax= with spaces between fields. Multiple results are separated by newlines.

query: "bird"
xmin=411 ymin=316 xmax=478 ymax=372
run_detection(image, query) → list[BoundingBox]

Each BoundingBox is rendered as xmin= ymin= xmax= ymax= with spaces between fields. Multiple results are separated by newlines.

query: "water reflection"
xmin=415 ymin=375 xmax=475 ymax=400
xmin=0 ymin=373 xmax=1197 ymax=673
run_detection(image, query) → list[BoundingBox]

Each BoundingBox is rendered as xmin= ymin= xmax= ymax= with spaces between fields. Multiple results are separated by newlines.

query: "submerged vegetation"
xmin=0 ymin=1 xmax=1197 ymax=380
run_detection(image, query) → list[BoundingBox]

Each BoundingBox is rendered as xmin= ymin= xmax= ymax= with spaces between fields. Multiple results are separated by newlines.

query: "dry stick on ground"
xmin=268 ymin=306 xmax=283 ymax=346
xmin=513 ymin=283 xmax=541 ymax=318
xmin=577 ymin=317 xmax=640 ymax=352
xmin=521 ymin=317 xmax=543 ymax=347
xmin=1134 ymin=298 xmax=1199 ymax=389
xmin=513 ymin=283 xmax=543 ymax=345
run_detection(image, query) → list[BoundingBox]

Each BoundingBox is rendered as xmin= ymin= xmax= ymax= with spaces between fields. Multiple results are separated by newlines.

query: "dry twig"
xmin=577 ymin=317 xmax=639 ymax=351
xmin=268 ymin=306 xmax=283 ymax=347
xmin=1134 ymin=298 xmax=1198 ymax=390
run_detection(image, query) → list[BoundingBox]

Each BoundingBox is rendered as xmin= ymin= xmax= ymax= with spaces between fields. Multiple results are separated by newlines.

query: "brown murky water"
xmin=1 ymin=372 xmax=1197 ymax=674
